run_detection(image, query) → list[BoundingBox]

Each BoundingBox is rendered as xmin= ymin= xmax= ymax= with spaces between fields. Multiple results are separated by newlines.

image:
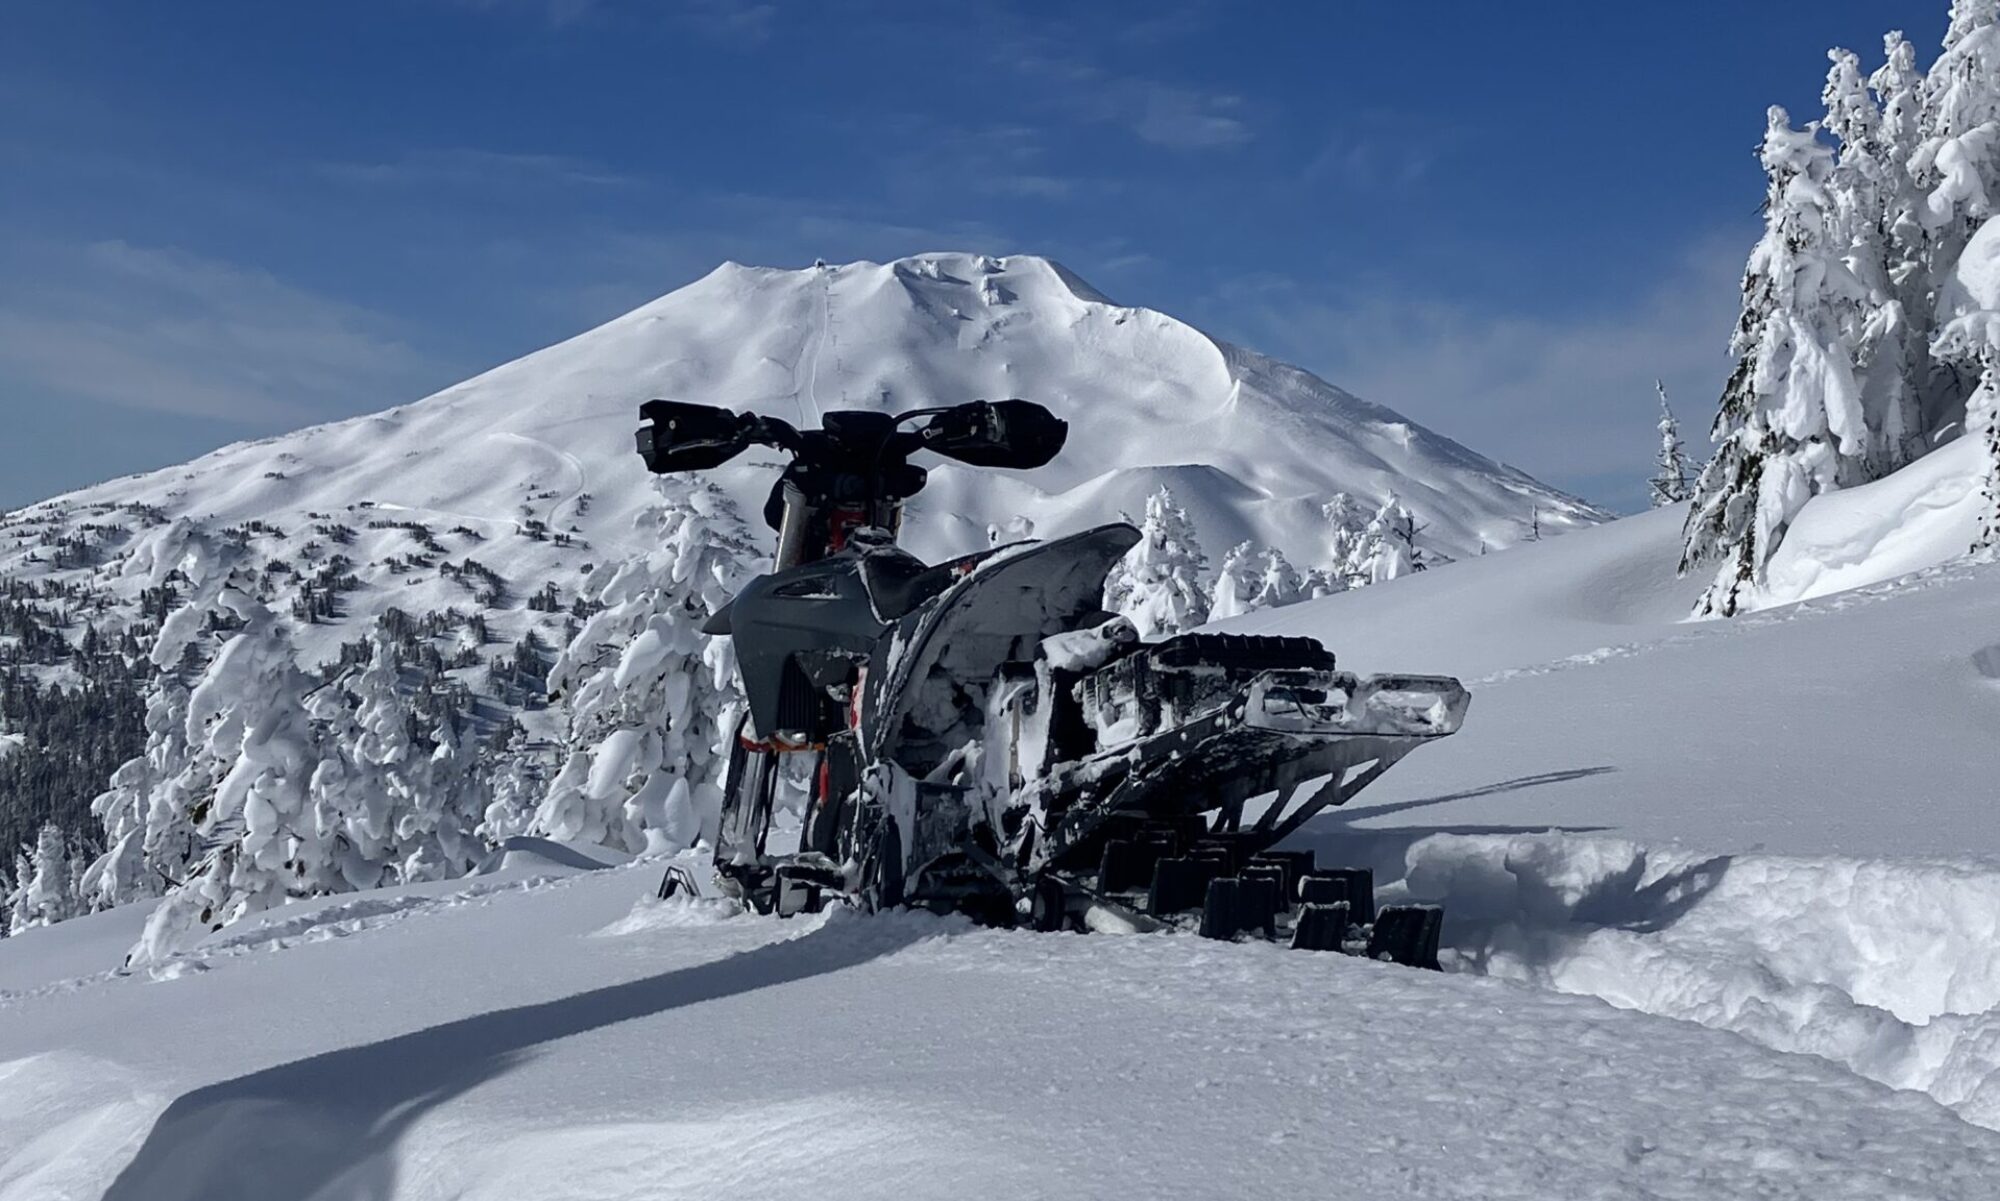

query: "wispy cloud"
xmin=986 ymin=12 xmax=1253 ymax=152
xmin=316 ymin=148 xmax=635 ymax=190
xmin=1132 ymin=87 xmax=1250 ymax=150
xmin=0 ymin=241 xmax=452 ymax=425
xmin=1214 ymin=236 xmax=1746 ymax=511
xmin=676 ymin=0 xmax=776 ymax=46
xmin=1303 ymin=110 xmax=1454 ymax=191
xmin=442 ymin=0 xmax=776 ymax=44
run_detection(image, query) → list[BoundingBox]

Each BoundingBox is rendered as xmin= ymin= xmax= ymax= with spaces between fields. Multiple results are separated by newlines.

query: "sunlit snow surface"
xmin=1220 ymin=502 xmax=2000 ymax=1134
xmin=6 ymin=500 xmax=2000 ymax=1195
xmin=4 ymin=861 xmax=1998 ymax=1201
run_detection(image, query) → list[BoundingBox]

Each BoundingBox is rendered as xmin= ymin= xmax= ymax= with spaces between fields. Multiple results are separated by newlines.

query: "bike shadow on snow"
xmin=1281 ymin=766 xmax=1622 ymax=884
xmin=100 ymin=912 xmax=929 ymax=1201
xmin=1281 ymin=765 xmax=1733 ymax=957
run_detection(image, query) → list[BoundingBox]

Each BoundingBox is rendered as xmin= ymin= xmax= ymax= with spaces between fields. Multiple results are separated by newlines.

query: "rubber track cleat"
xmin=1302 ymin=867 xmax=1375 ymax=923
xmin=1199 ymin=877 xmax=1243 ymax=940
xmin=1250 ymin=850 xmax=1315 ymax=900
xmin=1237 ymin=865 xmax=1285 ymax=938
xmin=1099 ymin=838 xmax=1162 ymax=894
xmin=1367 ymin=904 xmax=1443 ymax=970
xmin=1149 ymin=856 xmax=1220 ymax=916
xmin=1290 ymin=900 xmax=1351 ymax=951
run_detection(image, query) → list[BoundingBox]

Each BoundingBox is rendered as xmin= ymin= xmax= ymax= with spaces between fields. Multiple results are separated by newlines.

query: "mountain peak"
xmin=6 ymin=250 xmax=1602 ymax=672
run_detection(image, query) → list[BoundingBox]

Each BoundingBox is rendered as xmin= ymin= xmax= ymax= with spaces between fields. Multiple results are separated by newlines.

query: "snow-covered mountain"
xmin=3 ymin=252 xmax=1598 ymax=653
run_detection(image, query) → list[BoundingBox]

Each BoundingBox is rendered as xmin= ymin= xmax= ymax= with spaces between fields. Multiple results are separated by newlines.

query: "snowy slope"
xmin=0 ymin=253 xmax=1599 ymax=670
xmin=5 ymin=503 xmax=2000 ymax=1193
xmin=4 ymin=851 xmax=1998 ymax=1201
xmin=1216 ymin=501 xmax=2000 ymax=1128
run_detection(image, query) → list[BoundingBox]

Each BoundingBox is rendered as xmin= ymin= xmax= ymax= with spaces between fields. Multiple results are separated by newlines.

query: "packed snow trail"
xmin=3 ymin=856 xmax=1998 ymax=1200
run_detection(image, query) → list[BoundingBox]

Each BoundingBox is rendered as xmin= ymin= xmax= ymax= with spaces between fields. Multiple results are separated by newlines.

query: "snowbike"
xmin=635 ymin=398 xmax=1470 ymax=966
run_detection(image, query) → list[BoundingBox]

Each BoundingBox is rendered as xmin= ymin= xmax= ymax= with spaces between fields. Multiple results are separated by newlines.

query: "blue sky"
xmin=0 ymin=0 xmax=1958 ymax=512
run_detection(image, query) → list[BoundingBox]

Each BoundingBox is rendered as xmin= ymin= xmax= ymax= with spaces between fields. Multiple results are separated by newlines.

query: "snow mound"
xmin=591 ymin=892 xmax=744 ymax=937
xmin=1754 ymin=433 xmax=1989 ymax=609
xmin=1406 ymin=831 xmax=2000 ymax=1129
xmin=0 ymin=1053 xmax=160 ymax=1201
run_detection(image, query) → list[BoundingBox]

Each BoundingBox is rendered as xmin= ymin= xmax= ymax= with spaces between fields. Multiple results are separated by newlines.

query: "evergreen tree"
xmin=1827 ymin=46 xmax=1927 ymax=472
xmin=82 ymin=523 xmax=250 ymax=911
xmin=127 ymin=603 xmax=332 ymax=966
xmin=5 ymin=823 xmax=79 ymax=933
xmin=1917 ymin=2 xmax=2000 ymax=258
xmin=1103 ymin=486 xmax=1210 ymax=638
xmin=1684 ymin=106 xmax=1872 ymax=616
xmin=4 ymin=851 xmax=29 ymax=933
xmin=1930 ymin=266 xmax=2000 ymax=553
xmin=1208 ymin=542 xmax=1300 ymax=619
xmin=1251 ymin=544 xmax=1304 ymax=610
xmin=1349 ymin=496 xmax=1421 ymax=584
xmin=1300 ymin=567 xmax=1348 ymax=599
xmin=1209 ymin=542 xmax=1262 ymax=622
xmin=1320 ymin=492 xmax=1364 ymax=578
xmin=1649 ymin=382 xmax=1694 ymax=506
xmin=1982 ymin=416 xmax=2000 ymax=553
xmin=478 ymin=721 xmax=548 ymax=843
xmin=532 ymin=481 xmax=758 ymax=855
xmin=1872 ymin=30 xmax=1935 ymax=467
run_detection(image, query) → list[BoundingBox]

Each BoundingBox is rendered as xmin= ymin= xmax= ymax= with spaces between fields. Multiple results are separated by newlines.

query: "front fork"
xmin=713 ymin=713 xmax=782 ymax=898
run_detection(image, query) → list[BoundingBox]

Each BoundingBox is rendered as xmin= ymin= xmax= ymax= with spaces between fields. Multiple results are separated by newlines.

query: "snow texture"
xmin=4 ymin=488 xmax=1999 ymax=1194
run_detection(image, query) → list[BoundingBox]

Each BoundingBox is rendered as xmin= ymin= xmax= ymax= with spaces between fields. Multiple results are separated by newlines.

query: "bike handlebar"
xmin=635 ymin=398 xmax=1065 ymax=476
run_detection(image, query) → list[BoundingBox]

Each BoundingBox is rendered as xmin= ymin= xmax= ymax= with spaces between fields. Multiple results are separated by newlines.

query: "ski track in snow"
xmin=1470 ymin=551 xmax=1988 ymax=689
xmin=492 ymin=430 xmax=590 ymax=530
xmin=795 ymin=266 xmax=832 ymax=429
xmin=0 ymin=869 xmax=603 ymax=1010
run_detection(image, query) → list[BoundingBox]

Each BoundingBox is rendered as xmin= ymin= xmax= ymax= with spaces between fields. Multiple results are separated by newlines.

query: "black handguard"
xmin=636 ymin=400 xmax=751 ymax=473
xmin=920 ymin=399 xmax=1067 ymax=469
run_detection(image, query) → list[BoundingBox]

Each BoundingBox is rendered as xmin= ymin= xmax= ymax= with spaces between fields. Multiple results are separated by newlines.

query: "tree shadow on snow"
xmin=100 ymin=915 xmax=928 ymax=1201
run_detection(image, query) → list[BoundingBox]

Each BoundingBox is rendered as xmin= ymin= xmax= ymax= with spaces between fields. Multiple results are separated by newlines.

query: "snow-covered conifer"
xmin=531 ymin=480 xmax=759 ymax=855
xmin=1209 ymin=542 xmax=1302 ymax=620
xmin=127 ymin=602 xmax=332 ymax=966
xmin=1104 ymin=485 xmax=1210 ymax=637
xmin=1917 ymin=2 xmax=2000 ymax=265
xmin=1650 ymin=382 xmax=1694 ymax=507
xmin=1349 ymin=496 xmax=1421 ymax=585
xmin=4 ymin=852 xmax=28 ymax=934
xmin=1684 ymin=106 xmax=1872 ymax=616
xmin=5 ymin=824 xmax=79 ymax=933
xmin=83 ymin=524 xmax=253 ymax=910
xmin=1825 ymin=46 xmax=1928 ymax=471
xmin=1930 ymin=255 xmax=2000 ymax=552
xmin=477 ymin=721 xmax=548 ymax=842
xmin=1252 ymin=545 xmax=1304 ymax=609
xmin=1320 ymin=492 xmax=1363 ymax=575
xmin=1209 ymin=542 xmax=1261 ymax=621
xmin=1875 ymin=30 xmax=1933 ymax=284
xmin=1301 ymin=567 xmax=1348 ymax=599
